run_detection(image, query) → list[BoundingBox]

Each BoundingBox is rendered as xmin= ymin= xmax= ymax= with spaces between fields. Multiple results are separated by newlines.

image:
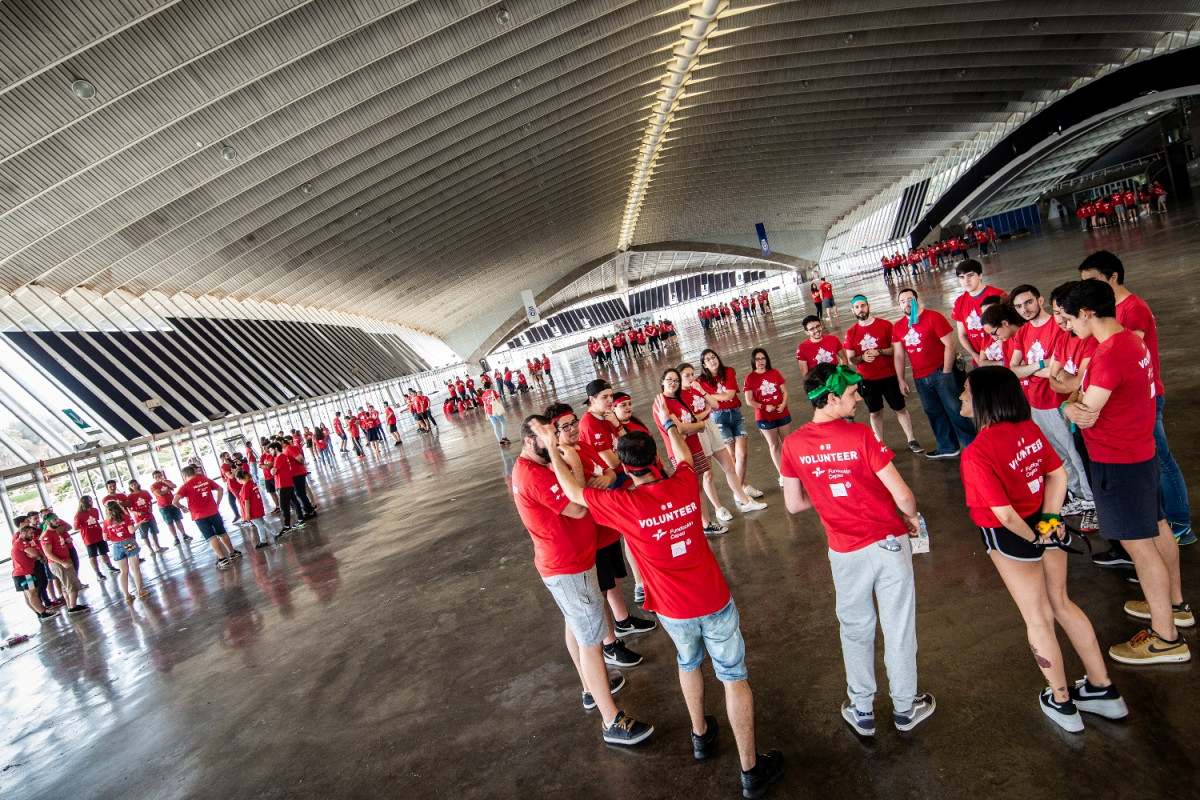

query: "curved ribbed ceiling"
xmin=0 ymin=0 xmax=1195 ymax=354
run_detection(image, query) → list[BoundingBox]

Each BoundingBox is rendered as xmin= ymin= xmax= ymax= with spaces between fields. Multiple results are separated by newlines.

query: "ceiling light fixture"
xmin=1029 ymin=20 xmax=1040 ymax=31
xmin=844 ymin=33 xmax=854 ymax=44
xmin=221 ymin=146 xmax=237 ymax=161
xmin=496 ymin=7 xmax=511 ymax=25
xmin=301 ymin=182 xmax=314 ymax=194
xmin=194 ymin=140 xmax=204 ymax=148
xmin=71 ymin=79 xmax=96 ymax=99
xmin=958 ymin=69 xmax=967 ymax=77
xmin=353 ymin=208 xmax=362 ymax=218
xmin=512 ymin=77 xmax=524 ymax=90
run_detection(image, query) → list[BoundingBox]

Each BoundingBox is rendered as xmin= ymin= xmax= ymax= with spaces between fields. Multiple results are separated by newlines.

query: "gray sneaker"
xmin=841 ymin=700 xmax=875 ymax=737
xmin=894 ymin=693 xmax=936 ymax=731
xmin=907 ymin=440 xmax=925 ymax=454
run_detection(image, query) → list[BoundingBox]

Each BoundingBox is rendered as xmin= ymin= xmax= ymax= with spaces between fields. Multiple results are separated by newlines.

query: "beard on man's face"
xmin=531 ymin=440 xmax=551 ymax=462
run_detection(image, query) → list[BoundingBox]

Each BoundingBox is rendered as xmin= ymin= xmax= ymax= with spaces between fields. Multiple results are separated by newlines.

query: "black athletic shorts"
xmin=388 ymin=423 xmax=398 ymax=433
xmin=860 ymin=375 xmax=906 ymax=413
xmin=979 ymin=511 xmax=1079 ymax=561
xmin=1090 ymin=457 xmax=1163 ymax=540
xmin=595 ymin=540 xmax=628 ymax=592
xmin=86 ymin=540 xmax=110 ymax=558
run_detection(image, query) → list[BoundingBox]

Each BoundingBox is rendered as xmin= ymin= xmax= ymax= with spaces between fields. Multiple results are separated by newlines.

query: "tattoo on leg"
xmin=1031 ymin=646 xmax=1052 ymax=669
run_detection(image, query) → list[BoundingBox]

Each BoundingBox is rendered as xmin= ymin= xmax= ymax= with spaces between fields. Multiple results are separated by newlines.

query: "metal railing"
xmin=1051 ymin=154 xmax=1161 ymax=193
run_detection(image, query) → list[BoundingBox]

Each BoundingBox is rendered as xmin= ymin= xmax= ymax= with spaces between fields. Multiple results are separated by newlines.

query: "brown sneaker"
xmin=1109 ymin=629 xmax=1191 ymax=665
xmin=1123 ymin=600 xmax=1195 ymax=628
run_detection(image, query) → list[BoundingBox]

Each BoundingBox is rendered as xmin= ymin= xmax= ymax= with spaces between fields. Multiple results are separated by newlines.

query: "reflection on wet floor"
xmin=1 ymin=206 xmax=1198 ymax=800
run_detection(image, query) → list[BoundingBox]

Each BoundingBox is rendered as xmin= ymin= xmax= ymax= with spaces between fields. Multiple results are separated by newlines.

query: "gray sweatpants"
xmin=1030 ymin=406 xmax=1092 ymax=502
xmin=827 ymin=535 xmax=918 ymax=714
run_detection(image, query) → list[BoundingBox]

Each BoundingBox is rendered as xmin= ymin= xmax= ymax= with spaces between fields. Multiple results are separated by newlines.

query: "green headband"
xmin=851 ymin=294 xmax=868 ymax=305
xmin=807 ymin=365 xmax=863 ymax=401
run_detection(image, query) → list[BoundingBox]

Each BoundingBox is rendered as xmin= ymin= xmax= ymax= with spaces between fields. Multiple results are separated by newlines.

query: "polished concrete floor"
xmin=2 ymin=206 xmax=1199 ymax=799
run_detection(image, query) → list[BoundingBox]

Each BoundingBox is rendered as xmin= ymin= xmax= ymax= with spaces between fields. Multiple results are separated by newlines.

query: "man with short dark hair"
xmin=782 ymin=363 xmax=936 ymax=736
xmin=795 ymin=316 xmax=847 ymax=383
xmin=511 ymin=414 xmax=653 ymax=746
xmin=174 ymin=465 xmax=239 ymax=570
xmin=893 ymin=287 xmax=975 ymax=458
xmin=535 ymin=403 xmax=784 ymax=797
xmin=1059 ymin=280 xmax=1191 ymax=664
xmin=952 ymin=260 xmax=1008 ymax=366
xmin=843 ymin=295 xmax=922 ymax=454
xmin=1078 ymin=250 xmax=1192 ymax=545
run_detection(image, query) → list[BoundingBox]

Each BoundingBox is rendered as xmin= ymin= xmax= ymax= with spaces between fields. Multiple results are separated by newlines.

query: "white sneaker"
xmin=737 ymin=499 xmax=768 ymax=513
xmin=1062 ymin=499 xmax=1085 ymax=516
xmin=715 ymin=506 xmax=733 ymax=522
xmin=742 ymin=484 xmax=764 ymax=499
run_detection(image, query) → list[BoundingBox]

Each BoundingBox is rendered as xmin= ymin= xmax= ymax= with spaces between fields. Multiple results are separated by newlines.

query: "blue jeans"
xmin=914 ymin=370 xmax=975 ymax=453
xmin=488 ymin=414 xmax=506 ymax=442
xmin=503 ymin=381 xmax=516 ymax=396
xmin=1154 ymin=395 xmax=1191 ymax=526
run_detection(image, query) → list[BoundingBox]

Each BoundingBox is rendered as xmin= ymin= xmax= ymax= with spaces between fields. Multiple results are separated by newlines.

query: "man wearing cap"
xmin=782 ymin=363 xmax=936 ymax=737
xmin=843 ymin=295 xmax=923 ymax=454
xmin=534 ymin=402 xmax=785 ymax=797
xmin=580 ymin=379 xmax=625 ymax=472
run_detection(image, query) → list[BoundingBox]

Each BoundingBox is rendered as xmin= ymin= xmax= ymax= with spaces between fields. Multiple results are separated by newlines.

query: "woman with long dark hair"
xmin=696 ymin=349 xmax=763 ymax=502
xmin=742 ymin=348 xmax=791 ymax=484
xmin=656 ymin=367 xmax=727 ymax=536
xmin=959 ymin=367 xmax=1126 ymax=732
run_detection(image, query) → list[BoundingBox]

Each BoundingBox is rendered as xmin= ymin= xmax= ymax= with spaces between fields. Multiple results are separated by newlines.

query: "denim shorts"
xmin=136 ymin=519 xmax=159 ymax=539
xmin=756 ymin=415 xmax=792 ymax=431
xmin=542 ymin=568 xmax=608 ymax=649
xmin=658 ymin=598 xmax=748 ymax=682
xmin=159 ymin=504 xmax=183 ymax=524
xmin=110 ymin=539 xmax=140 ymax=561
xmin=193 ymin=514 xmax=227 ymax=542
xmin=711 ymin=407 xmax=748 ymax=444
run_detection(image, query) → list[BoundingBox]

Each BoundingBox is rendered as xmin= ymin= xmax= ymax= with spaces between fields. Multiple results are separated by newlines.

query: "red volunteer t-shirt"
xmin=102 ymin=518 xmax=136 ymax=542
xmin=284 ymin=444 xmax=307 ymax=476
xmin=272 ymin=453 xmax=295 ymax=489
xmin=894 ymin=310 xmax=953 ymax=379
xmin=580 ymin=412 xmax=620 ymax=456
xmin=40 ymin=527 xmax=73 ymax=562
xmin=175 ymin=475 xmax=222 ymax=520
xmin=743 ymin=369 xmax=789 ymax=422
xmin=952 ymin=285 xmax=1008 ymax=358
xmin=479 ymin=389 xmax=500 ymax=415
xmin=780 ymin=420 xmax=906 ymax=551
xmin=101 ymin=492 xmax=129 ymax=510
xmin=961 ymin=421 xmax=1064 ymax=528
xmin=127 ymin=490 xmax=155 ymax=524
xmin=698 ymin=366 xmax=742 ymax=410
xmin=584 ymin=464 xmax=730 ymax=619
xmin=1116 ymin=293 xmax=1164 ymax=396
xmin=1054 ymin=334 xmax=1097 ymax=376
xmin=1012 ymin=317 xmax=1065 ymax=409
xmin=238 ymin=481 xmax=266 ymax=520
xmin=511 ymin=457 xmax=598 ymax=578
xmin=819 ymin=281 xmax=833 ymax=299
xmin=11 ymin=538 xmax=39 ymax=576
xmin=657 ymin=395 xmax=703 ymax=461
xmin=795 ymin=338 xmax=843 ymax=371
xmin=844 ymin=318 xmax=897 ymax=381
xmin=74 ymin=508 xmax=104 ymax=546
xmin=150 ymin=479 xmax=176 ymax=507
xmin=385 ymin=407 xmax=397 ymax=425
xmin=1080 ymin=330 xmax=1156 ymax=464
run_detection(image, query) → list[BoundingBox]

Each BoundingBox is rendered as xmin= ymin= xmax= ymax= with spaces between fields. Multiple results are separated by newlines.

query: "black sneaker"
xmin=692 ymin=714 xmax=718 ymax=759
xmin=38 ymin=610 xmax=59 ymax=620
xmin=108 ymin=566 xmax=121 ymax=574
xmin=229 ymin=550 xmax=243 ymax=560
xmin=1092 ymin=546 xmax=1134 ymax=568
xmin=925 ymin=449 xmax=960 ymax=460
xmin=601 ymin=710 xmax=653 ymax=746
xmin=1069 ymin=678 xmax=1129 ymax=719
xmin=182 ymin=534 xmax=193 ymax=541
xmin=67 ymin=605 xmax=91 ymax=615
xmin=893 ymin=693 xmax=936 ymax=731
xmin=741 ymin=749 xmax=785 ymax=799
xmin=614 ymin=615 xmax=657 ymax=638
xmin=581 ymin=674 xmax=626 ymax=710
xmin=907 ymin=440 xmax=925 ymax=454
xmin=1039 ymin=688 xmax=1083 ymax=733
xmin=254 ymin=541 xmax=271 ymax=550
xmin=603 ymin=640 xmax=643 ymax=667
xmin=277 ymin=526 xmax=293 ymax=538
xmin=215 ymin=558 xmax=231 ymax=571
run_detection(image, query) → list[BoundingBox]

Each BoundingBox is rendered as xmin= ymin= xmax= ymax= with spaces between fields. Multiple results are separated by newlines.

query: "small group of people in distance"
xmin=508 ymin=244 xmax=1191 ymax=797
xmin=696 ymin=290 xmax=772 ymax=330
xmin=1076 ymin=180 xmax=1168 ymax=230
xmin=588 ymin=320 xmax=678 ymax=366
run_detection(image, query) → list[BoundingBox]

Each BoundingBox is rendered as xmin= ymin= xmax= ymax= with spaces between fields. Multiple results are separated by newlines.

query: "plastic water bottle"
xmin=911 ymin=513 xmax=931 ymax=554
xmin=879 ymin=534 xmax=901 ymax=552
xmin=6 ymin=634 xmax=30 ymax=647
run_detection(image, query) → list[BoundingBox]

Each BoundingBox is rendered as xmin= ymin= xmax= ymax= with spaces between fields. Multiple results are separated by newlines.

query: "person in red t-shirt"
xmin=511 ymin=414 xmax=654 ymax=747
xmin=696 ymin=349 xmax=762 ymax=502
xmin=952 ymin=260 xmax=1009 ymax=365
xmin=782 ymin=362 xmax=934 ymax=735
xmin=39 ymin=517 xmax=88 ymax=614
xmin=236 ymin=470 xmax=275 ymax=549
xmin=283 ymin=437 xmax=317 ymax=519
xmin=75 ymin=494 xmax=119 ymax=580
xmin=270 ymin=441 xmax=308 ymax=532
xmin=844 ymin=296 xmax=922 ymax=453
xmin=1078 ymin=250 xmax=1190 ymax=544
xmin=346 ymin=411 xmax=365 ymax=458
xmin=795 ymin=317 xmax=846 ymax=383
xmin=1004 ymin=285 xmax=1094 ymax=525
xmin=894 ymin=287 xmax=975 ymax=458
xmin=479 ymin=385 xmax=507 ymax=445
xmin=818 ymin=279 xmax=838 ymax=320
xmin=174 ymin=465 xmax=238 ymax=569
xmin=1059 ymin=280 xmax=1191 ymax=665
xmin=12 ymin=525 xmax=54 ymax=619
xmin=742 ymin=348 xmax=791 ymax=484
xmin=127 ymin=479 xmax=168 ymax=553
xmin=333 ymin=412 xmax=348 ymax=452
xmin=537 ymin=406 xmax=784 ymax=792
xmin=102 ymin=500 xmax=147 ymax=601
xmin=150 ymin=470 xmax=191 ymax=543
xmin=657 ymin=370 xmax=726 ymax=537
xmin=100 ymin=479 xmax=129 ymax=513
xmin=958 ymin=366 xmax=1123 ymax=730
xmin=580 ymin=379 xmax=625 ymax=472
xmin=542 ymin=354 xmax=553 ymax=382
xmin=384 ymin=402 xmax=402 ymax=446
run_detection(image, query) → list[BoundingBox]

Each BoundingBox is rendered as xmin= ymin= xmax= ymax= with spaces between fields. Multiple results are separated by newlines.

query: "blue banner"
xmin=755 ymin=223 xmax=770 ymax=256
